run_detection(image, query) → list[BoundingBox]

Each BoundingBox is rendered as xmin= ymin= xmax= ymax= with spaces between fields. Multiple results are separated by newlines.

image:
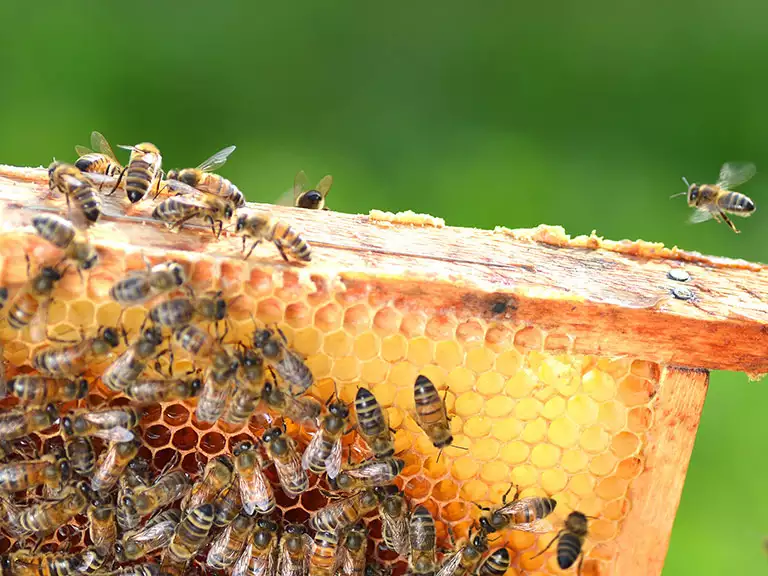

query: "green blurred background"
xmin=1 ymin=1 xmax=766 ymax=573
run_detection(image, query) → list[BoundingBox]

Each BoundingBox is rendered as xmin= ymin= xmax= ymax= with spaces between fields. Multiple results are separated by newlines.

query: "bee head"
xmin=47 ymin=160 xmax=64 ymax=177
xmin=214 ymin=296 xmax=227 ymax=321
xmin=224 ymin=205 xmax=234 ymax=219
xmin=687 ymin=183 xmax=700 ymax=205
xmin=61 ymin=415 xmax=74 ymax=436
xmin=262 ymin=427 xmax=281 ymax=445
xmin=0 ymin=286 xmax=7 ymax=303
xmin=102 ymin=327 xmax=120 ymax=348
xmin=188 ymin=377 xmax=203 ymax=396
xmin=114 ymin=541 xmax=125 ymax=561
xmin=42 ymin=403 xmax=59 ymax=423
xmin=58 ymin=458 xmax=72 ymax=482
xmin=1 ymin=556 xmax=11 ymax=571
xmin=328 ymin=401 xmax=349 ymax=419
xmin=178 ymin=169 xmax=198 ymax=187
xmin=168 ymin=262 xmax=186 ymax=287
xmin=40 ymin=266 xmax=63 ymax=288
xmin=166 ymin=169 xmax=179 ymax=181
xmin=232 ymin=441 xmax=253 ymax=457
xmin=566 ymin=511 xmax=589 ymax=536
xmin=235 ymin=213 xmax=248 ymax=233
xmin=298 ymin=190 xmax=324 ymax=209
xmin=252 ymin=329 xmax=272 ymax=349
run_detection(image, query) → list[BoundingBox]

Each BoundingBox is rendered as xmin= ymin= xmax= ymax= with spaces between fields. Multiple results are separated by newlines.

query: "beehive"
xmin=1 ymin=164 xmax=767 ymax=575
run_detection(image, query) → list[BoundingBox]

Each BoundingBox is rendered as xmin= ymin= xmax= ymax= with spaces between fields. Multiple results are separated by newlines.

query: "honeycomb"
xmin=0 ymin=168 xmax=665 ymax=575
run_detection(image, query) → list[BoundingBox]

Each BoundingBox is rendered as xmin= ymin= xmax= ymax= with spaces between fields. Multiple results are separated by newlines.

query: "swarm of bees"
xmin=0 ymin=130 xmax=606 ymax=576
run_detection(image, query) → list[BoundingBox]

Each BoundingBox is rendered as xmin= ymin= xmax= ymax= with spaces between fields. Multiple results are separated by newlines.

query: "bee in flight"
xmin=75 ymin=130 xmax=123 ymax=178
xmin=166 ymin=145 xmax=244 ymax=207
xmin=674 ymin=162 xmax=757 ymax=233
xmin=32 ymin=214 xmax=99 ymax=271
xmin=114 ymin=142 xmax=163 ymax=203
xmin=152 ymin=183 xmax=235 ymax=238
xmin=235 ymin=209 xmax=312 ymax=262
xmin=110 ymin=260 xmax=186 ymax=305
xmin=475 ymin=483 xmax=557 ymax=535
xmin=48 ymin=161 xmax=103 ymax=222
xmin=531 ymin=510 xmax=591 ymax=574
xmin=293 ymin=170 xmax=333 ymax=210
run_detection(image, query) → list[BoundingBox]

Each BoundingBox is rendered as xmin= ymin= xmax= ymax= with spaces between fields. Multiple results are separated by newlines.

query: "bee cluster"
xmin=0 ymin=131 xmax=612 ymax=576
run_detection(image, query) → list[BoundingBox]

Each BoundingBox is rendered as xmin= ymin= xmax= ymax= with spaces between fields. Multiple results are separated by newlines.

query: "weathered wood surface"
xmin=1 ymin=164 xmax=767 ymax=374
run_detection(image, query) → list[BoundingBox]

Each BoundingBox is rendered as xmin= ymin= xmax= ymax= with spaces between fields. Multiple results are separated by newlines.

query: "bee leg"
xmin=501 ymin=482 xmax=520 ymax=505
xmin=274 ymin=241 xmax=290 ymax=262
xmin=530 ymin=529 xmax=565 ymax=559
xmin=244 ymin=240 xmax=261 ymax=260
xmin=719 ymin=210 xmax=740 ymax=233
xmin=577 ymin=552 xmax=585 ymax=576
xmin=109 ymin=167 xmax=127 ymax=196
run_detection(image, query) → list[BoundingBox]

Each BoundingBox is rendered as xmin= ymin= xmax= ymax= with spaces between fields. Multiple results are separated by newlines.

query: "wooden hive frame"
xmin=0 ymin=164 xmax=766 ymax=575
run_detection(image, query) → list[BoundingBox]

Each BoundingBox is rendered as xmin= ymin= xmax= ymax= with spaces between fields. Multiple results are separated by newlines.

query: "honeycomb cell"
xmin=463 ymin=416 xmax=492 ymax=439
xmin=432 ymin=478 xmax=458 ymax=501
xmin=381 ymin=334 xmax=407 ymax=363
xmin=284 ymin=302 xmax=311 ymax=328
xmin=515 ymin=397 xmax=542 ymax=421
xmin=569 ymin=473 xmax=596 ymax=497
xmin=611 ymin=430 xmax=641 ymax=457
xmin=618 ymin=374 xmax=655 ymax=406
xmin=583 ymin=369 xmax=616 ymax=402
xmin=631 ymin=359 xmax=660 ymax=380
xmin=480 ymin=461 xmax=510 ymax=484
xmin=324 ymin=330 xmax=353 ymax=357
xmin=595 ymin=477 xmax=628 ymax=501
xmin=598 ymin=400 xmax=627 ymax=432
xmin=540 ymin=468 xmax=567 ymax=493
xmin=496 ymin=349 xmax=523 ymax=376
xmin=404 ymin=476 xmax=431 ymax=500
xmin=616 ymin=456 xmax=644 ymax=480
xmin=172 ymin=427 xmax=198 ymax=451
xmin=343 ymin=303 xmax=370 ymax=334
xmin=153 ymin=447 xmax=176 ymax=471
xmin=548 ymin=416 xmax=579 ymax=448
xmin=476 ymin=371 xmax=504 ymax=396
xmin=603 ymin=497 xmax=630 ymax=520
xmin=331 ymin=356 xmax=360 ymax=382
xmin=491 ymin=417 xmax=523 ymax=442
xmin=441 ymin=500 xmax=467 ymax=522
xmin=423 ymin=455 xmax=448 ymax=479
xmin=506 ymin=369 xmax=537 ymax=398
xmin=522 ymin=419 xmax=547 ymax=444
xmin=144 ymin=424 xmax=171 ymax=448
xmin=465 ymin=347 xmax=494 ymax=372
xmin=362 ymin=358 xmax=389 ymax=385
xmin=530 ymin=444 xmax=560 ymax=469
xmin=567 ymin=394 xmax=599 ymax=426
xmin=514 ymin=326 xmax=543 ymax=351
xmin=460 ymin=479 xmax=488 ymax=502
xmin=455 ymin=320 xmax=484 ymax=346
xmin=445 ymin=366 xmax=475 ymax=395
xmin=500 ymin=441 xmax=530 ymax=465
xmin=67 ymin=300 xmax=95 ymax=326
xmin=485 ymin=395 xmax=514 ymax=418
xmin=589 ymin=452 xmax=618 ymax=477
xmin=510 ymin=465 xmax=537 ymax=488
xmin=434 ymin=340 xmax=464 ymax=370
xmin=628 ymin=405 xmax=653 ymax=433
xmin=455 ymin=392 xmax=483 ymax=418
xmin=200 ymin=431 xmax=226 ymax=454
xmin=581 ymin=424 xmax=610 ymax=453
xmin=451 ymin=456 xmax=480 ymax=481
xmin=353 ymin=332 xmax=379 ymax=360
xmin=591 ymin=519 xmax=618 ymax=542
xmin=306 ymin=353 xmax=331 ymax=379
xmin=509 ymin=530 xmax=537 ymax=552
xmin=407 ymin=337 xmax=433 ymax=366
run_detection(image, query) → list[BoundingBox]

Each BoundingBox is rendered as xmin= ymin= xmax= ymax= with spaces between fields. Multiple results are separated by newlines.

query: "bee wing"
xmin=92 ymin=426 xmax=135 ymax=443
xmin=197 ymin=145 xmax=236 ymax=172
xmin=134 ymin=520 xmax=176 ymax=544
xmin=436 ymin=550 xmax=463 ymax=576
xmin=511 ymin=518 xmax=553 ymax=534
xmin=81 ymin=172 xmax=117 ymax=188
xmin=239 ymin=467 xmax=274 ymax=515
xmin=326 ymin=439 xmax=343 ymax=479
xmin=494 ymin=496 xmax=544 ymax=516
xmin=717 ymin=161 xmax=756 ymax=189
xmin=91 ymin=131 xmax=118 ymax=161
xmin=689 ymin=207 xmax=715 ymax=224
xmin=207 ymin=524 xmax=232 ymax=564
xmin=232 ymin=541 xmax=252 ymax=576
xmin=293 ymin=170 xmax=309 ymax=202
xmin=29 ymin=296 xmax=50 ymax=343
xmin=84 ymin=410 xmax=130 ymax=427
xmin=315 ymin=175 xmax=333 ymax=197
xmin=75 ymin=145 xmax=95 ymax=157
xmin=274 ymin=454 xmax=306 ymax=498
xmin=301 ymin=430 xmax=324 ymax=471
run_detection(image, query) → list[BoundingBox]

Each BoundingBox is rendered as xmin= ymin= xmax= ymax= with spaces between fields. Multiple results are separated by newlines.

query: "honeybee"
xmin=309 ymin=530 xmax=340 ymax=576
xmin=32 ymin=214 xmax=99 ymax=271
xmin=161 ymin=502 xmax=215 ymax=575
xmin=116 ymin=458 xmax=151 ymax=531
xmin=354 ymin=387 xmax=395 ymax=459
xmin=182 ymin=455 xmax=233 ymax=512
xmin=152 ymin=185 xmax=236 ymax=238
xmin=88 ymin=500 xmax=117 ymax=549
xmin=123 ymin=469 xmax=190 ymax=518
xmin=116 ymin=508 xmax=180 ymax=562
xmin=212 ymin=481 xmax=242 ymax=528
xmin=333 ymin=457 xmax=404 ymax=493
xmin=675 ymin=162 xmax=757 ymax=233
xmin=232 ymin=517 xmax=279 ymax=576
xmin=302 ymin=398 xmax=349 ymax=479
xmin=102 ymin=325 xmax=164 ymax=391
xmin=262 ymin=425 xmax=308 ymax=498
xmin=74 ymin=545 xmax=109 ymax=574
xmin=32 ymin=326 xmax=120 ymax=377
xmin=196 ymin=346 xmax=239 ymax=424
xmin=277 ymin=523 xmax=312 ymax=576
xmin=531 ymin=511 xmax=590 ymax=574
xmin=1 ymin=546 xmax=108 ymax=575
xmin=12 ymin=480 xmax=90 ymax=534
xmin=48 ymin=161 xmax=102 ymax=222
xmin=375 ymin=485 xmax=409 ymax=556
xmin=61 ymin=405 xmax=141 ymax=442
xmin=365 ymin=563 xmax=392 ymax=576
xmin=435 ymin=528 xmax=488 ymax=576
xmin=309 ymin=488 xmax=378 ymax=533
xmin=91 ymin=438 xmax=140 ymax=494
xmin=166 ymin=145 xmax=244 ymax=207
xmin=262 ymin=379 xmax=321 ymax=428
xmin=65 ymin=436 xmax=96 ymax=476
xmin=413 ymin=374 xmax=454 ymax=450
xmin=124 ymin=375 xmax=202 ymax=403
xmin=476 ymin=548 xmax=511 ymax=576
xmin=293 ymin=170 xmax=333 ymax=210
xmin=253 ymin=328 xmax=313 ymax=396
xmin=6 ymin=263 xmax=63 ymax=331
xmin=408 ymin=505 xmax=438 ymax=576
xmin=109 ymin=260 xmax=186 ymax=305
xmin=8 ymin=375 xmax=88 ymax=406
xmin=0 ymin=453 xmax=70 ymax=493
xmin=115 ymin=142 xmax=163 ymax=203
xmin=235 ymin=210 xmax=312 ymax=262
xmin=338 ymin=521 xmax=367 ymax=576
xmin=0 ymin=404 xmax=58 ymax=441
xmin=148 ymin=292 xmax=227 ymax=329
xmin=207 ymin=511 xmax=256 ymax=570
xmin=100 ymin=565 xmax=161 ymax=576
xmin=476 ymin=484 xmax=557 ymax=534
xmin=222 ymin=347 xmax=267 ymax=426
xmin=75 ymin=130 xmax=124 ymax=177
xmin=233 ymin=440 xmax=274 ymax=515
xmin=173 ymin=323 xmax=216 ymax=357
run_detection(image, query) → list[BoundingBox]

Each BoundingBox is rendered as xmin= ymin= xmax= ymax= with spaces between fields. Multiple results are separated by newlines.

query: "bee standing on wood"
xmin=152 ymin=182 xmax=235 ymax=238
xmin=235 ymin=210 xmax=312 ymax=262
xmin=114 ymin=142 xmax=163 ymax=203
xmin=166 ymin=145 xmax=244 ymax=207
xmin=48 ymin=161 xmax=102 ymax=222
xmin=75 ymin=130 xmax=123 ymax=177
xmin=293 ymin=170 xmax=333 ymax=210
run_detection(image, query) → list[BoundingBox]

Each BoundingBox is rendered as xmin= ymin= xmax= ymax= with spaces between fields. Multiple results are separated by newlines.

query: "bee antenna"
xmin=681 ymin=176 xmax=691 ymax=187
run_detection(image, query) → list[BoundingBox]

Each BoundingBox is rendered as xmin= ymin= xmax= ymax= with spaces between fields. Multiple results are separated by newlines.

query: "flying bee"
xmin=102 ymin=325 xmax=164 ymax=392
xmin=232 ymin=517 xmax=279 ymax=576
xmin=408 ymin=505 xmax=438 ymax=576
xmin=354 ymin=387 xmax=395 ymax=459
xmin=277 ymin=523 xmax=312 ymax=576
xmin=207 ymin=512 xmax=256 ymax=570
xmin=212 ymin=481 xmax=242 ymax=528
xmin=114 ymin=142 xmax=163 ymax=203
xmin=196 ymin=346 xmax=239 ymax=424
xmin=476 ymin=548 xmax=511 ymax=576
xmin=161 ymin=502 xmax=214 ymax=576
xmin=33 ymin=326 xmax=120 ymax=377
xmin=48 ymin=161 xmax=102 ymax=222
xmin=123 ymin=469 xmax=190 ymax=518
xmin=293 ymin=170 xmax=333 ymax=210
xmin=88 ymin=499 xmax=117 ymax=549
xmin=91 ymin=438 xmax=140 ymax=494
xmin=339 ymin=521 xmax=367 ymax=576
xmin=375 ymin=485 xmax=409 ymax=556
xmin=253 ymin=327 xmax=313 ymax=396
xmin=309 ymin=488 xmax=379 ymax=533
xmin=8 ymin=375 xmax=88 ymax=406
xmin=262 ymin=379 xmax=321 ymax=428
xmin=75 ymin=130 xmax=123 ymax=177
xmin=233 ymin=440 xmax=274 ymax=515
xmin=531 ymin=511 xmax=590 ymax=574
xmin=333 ymin=457 xmax=404 ymax=493
xmin=166 ymin=145 xmax=244 ymax=207
xmin=61 ymin=405 xmax=141 ymax=442
xmin=435 ymin=528 xmax=488 ymax=576
xmin=148 ymin=291 xmax=227 ymax=329
xmin=182 ymin=455 xmax=234 ymax=513
xmin=309 ymin=530 xmax=340 ymax=576
xmin=12 ymin=479 xmax=90 ymax=534
xmin=475 ymin=484 xmax=557 ymax=535
xmin=65 ymin=436 xmax=95 ymax=476
xmin=413 ymin=374 xmax=454 ymax=451
xmin=110 ymin=260 xmax=186 ymax=305
xmin=222 ymin=346 xmax=267 ymax=426
xmin=152 ymin=184 xmax=235 ymax=238
xmin=116 ymin=508 xmax=180 ymax=562
xmin=302 ymin=398 xmax=349 ymax=479
xmin=0 ymin=453 xmax=70 ymax=493
xmin=262 ymin=425 xmax=308 ymax=498
xmin=124 ymin=374 xmax=202 ymax=403
xmin=235 ymin=210 xmax=312 ymax=262
xmin=6 ymin=262 xmax=63 ymax=332
xmin=0 ymin=404 xmax=58 ymax=441
xmin=32 ymin=214 xmax=99 ymax=271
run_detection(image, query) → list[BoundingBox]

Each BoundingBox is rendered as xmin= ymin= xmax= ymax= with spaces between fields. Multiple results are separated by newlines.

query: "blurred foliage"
xmin=1 ymin=1 xmax=767 ymax=573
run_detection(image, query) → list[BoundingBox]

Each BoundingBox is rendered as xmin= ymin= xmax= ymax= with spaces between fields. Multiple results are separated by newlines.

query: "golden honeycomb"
xmin=0 ymin=168 xmax=670 ymax=575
